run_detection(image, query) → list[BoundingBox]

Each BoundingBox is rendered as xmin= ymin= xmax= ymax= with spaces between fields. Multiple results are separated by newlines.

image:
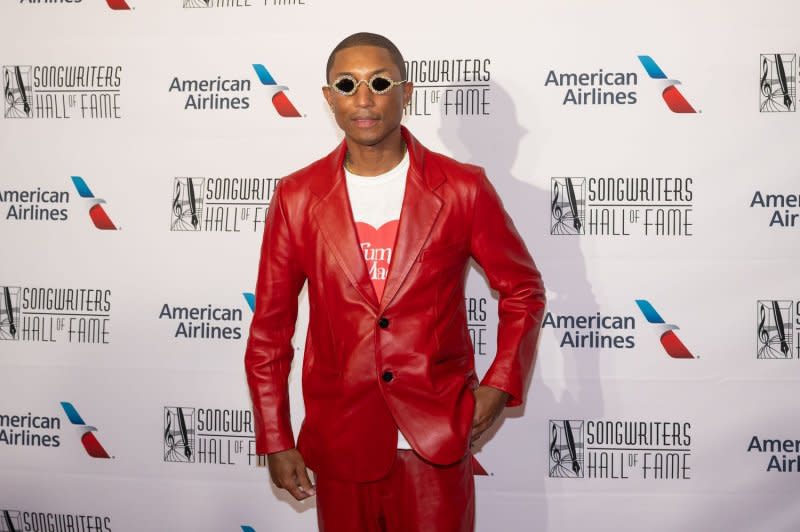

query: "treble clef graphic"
xmin=758 ymin=303 xmax=769 ymax=347
xmin=164 ymin=411 xmax=175 ymax=451
xmin=14 ymin=66 xmax=30 ymax=115
xmin=760 ymin=57 xmax=771 ymax=98
xmin=172 ymin=181 xmax=182 ymax=217
xmin=549 ymin=423 xmax=561 ymax=464
xmin=774 ymin=54 xmax=792 ymax=111
xmin=551 ymin=181 xmax=562 ymax=221
xmin=771 ymin=301 xmax=789 ymax=356
xmin=4 ymin=69 xmax=13 ymax=106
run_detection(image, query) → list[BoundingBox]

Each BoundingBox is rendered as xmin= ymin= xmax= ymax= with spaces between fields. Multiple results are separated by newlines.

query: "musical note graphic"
xmin=4 ymin=69 xmax=13 ymax=106
xmin=550 ymin=178 xmax=585 ymax=235
xmin=3 ymin=66 xmax=33 ymax=118
xmin=758 ymin=303 xmax=769 ymax=346
xmin=760 ymin=57 xmax=772 ymax=98
xmin=1 ymin=287 xmax=18 ymax=340
xmin=163 ymin=407 xmax=195 ymax=462
xmin=170 ymin=178 xmax=204 ymax=231
xmin=760 ymin=54 xmax=796 ymax=112
xmin=549 ymin=423 xmax=561 ymax=464
xmin=757 ymin=300 xmax=793 ymax=359
xmin=172 ymin=180 xmax=182 ymax=217
xmin=551 ymin=181 xmax=562 ymax=221
xmin=548 ymin=420 xmax=584 ymax=478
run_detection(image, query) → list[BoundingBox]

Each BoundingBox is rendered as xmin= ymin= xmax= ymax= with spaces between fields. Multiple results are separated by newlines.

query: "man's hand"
xmin=471 ymin=385 xmax=510 ymax=445
xmin=267 ymin=448 xmax=316 ymax=501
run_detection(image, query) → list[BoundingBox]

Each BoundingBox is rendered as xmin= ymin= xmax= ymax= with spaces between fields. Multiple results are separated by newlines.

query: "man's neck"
xmin=344 ymin=132 xmax=406 ymax=177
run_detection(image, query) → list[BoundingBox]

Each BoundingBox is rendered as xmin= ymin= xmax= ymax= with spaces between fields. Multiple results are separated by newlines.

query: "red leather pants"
xmin=315 ymin=450 xmax=475 ymax=532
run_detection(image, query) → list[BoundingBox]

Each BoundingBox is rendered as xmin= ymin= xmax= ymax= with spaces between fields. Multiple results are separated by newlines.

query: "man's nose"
xmin=353 ymin=81 xmax=374 ymax=106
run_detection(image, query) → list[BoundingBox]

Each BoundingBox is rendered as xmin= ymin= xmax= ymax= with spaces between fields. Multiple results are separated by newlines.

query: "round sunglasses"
xmin=328 ymin=74 xmax=407 ymax=96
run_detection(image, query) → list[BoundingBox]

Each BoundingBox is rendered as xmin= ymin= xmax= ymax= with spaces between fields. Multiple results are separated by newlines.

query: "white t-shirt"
xmin=345 ymin=151 xmax=413 ymax=450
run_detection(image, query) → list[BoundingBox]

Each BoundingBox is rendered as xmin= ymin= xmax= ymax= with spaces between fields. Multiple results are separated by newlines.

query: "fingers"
xmin=278 ymin=468 xmax=314 ymax=501
xmin=295 ymin=464 xmax=316 ymax=497
xmin=268 ymin=450 xmax=316 ymax=501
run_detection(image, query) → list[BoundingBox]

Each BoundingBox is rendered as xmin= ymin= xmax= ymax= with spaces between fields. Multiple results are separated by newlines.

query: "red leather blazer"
xmin=245 ymin=127 xmax=545 ymax=482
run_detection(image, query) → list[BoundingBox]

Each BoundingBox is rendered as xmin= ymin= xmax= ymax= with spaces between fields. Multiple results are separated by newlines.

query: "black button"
xmin=378 ymin=317 xmax=390 ymax=329
xmin=382 ymin=371 xmax=394 ymax=382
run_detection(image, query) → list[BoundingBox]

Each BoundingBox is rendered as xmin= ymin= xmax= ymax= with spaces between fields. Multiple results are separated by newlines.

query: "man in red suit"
xmin=245 ymin=32 xmax=546 ymax=531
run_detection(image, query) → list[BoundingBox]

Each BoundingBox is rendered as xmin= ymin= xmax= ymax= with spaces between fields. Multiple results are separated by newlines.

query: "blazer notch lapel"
xmin=380 ymin=172 xmax=442 ymax=310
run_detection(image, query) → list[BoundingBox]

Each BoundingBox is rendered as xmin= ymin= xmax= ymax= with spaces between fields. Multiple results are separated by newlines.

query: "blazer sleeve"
xmin=244 ymin=180 xmax=307 ymax=454
xmin=469 ymin=170 xmax=546 ymax=407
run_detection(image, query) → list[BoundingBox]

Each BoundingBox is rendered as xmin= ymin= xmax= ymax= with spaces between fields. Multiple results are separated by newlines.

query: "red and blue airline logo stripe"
xmin=106 ymin=0 xmax=131 ymax=9
xmin=637 ymin=56 xmax=697 ymax=113
xmin=243 ymin=292 xmax=255 ymax=312
xmin=60 ymin=401 xmax=111 ymax=458
xmin=71 ymin=176 xmax=117 ymax=230
xmin=635 ymin=300 xmax=694 ymax=358
xmin=252 ymin=64 xmax=302 ymax=117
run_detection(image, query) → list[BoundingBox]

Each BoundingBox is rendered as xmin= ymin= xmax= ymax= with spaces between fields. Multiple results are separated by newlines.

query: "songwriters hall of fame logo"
xmin=550 ymin=177 xmax=693 ymax=237
xmin=163 ymin=406 xmax=264 ymax=466
xmin=170 ymin=177 xmax=279 ymax=232
xmin=549 ymin=419 xmax=692 ymax=480
xmin=760 ymin=54 xmax=797 ymax=112
xmin=757 ymin=300 xmax=798 ymax=359
xmin=4 ymin=65 xmax=122 ymax=119
xmin=549 ymin=420 xmax=585 ymax=478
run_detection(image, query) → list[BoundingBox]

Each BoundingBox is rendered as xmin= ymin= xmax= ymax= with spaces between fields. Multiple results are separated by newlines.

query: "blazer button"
xmin=378 ymin=317 xmax=390 ymax=329
xmin=382 ymin=371 xmax=394 ymax=382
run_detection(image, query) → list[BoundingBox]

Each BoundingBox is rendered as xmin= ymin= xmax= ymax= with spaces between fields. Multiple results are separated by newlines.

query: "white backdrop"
xmin=1 ymin=1 xmax=799 ymax=531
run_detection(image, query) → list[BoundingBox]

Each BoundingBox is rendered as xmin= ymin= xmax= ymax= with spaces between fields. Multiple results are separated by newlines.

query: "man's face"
xmin=323 ymin=45 xmax=413 ymax=148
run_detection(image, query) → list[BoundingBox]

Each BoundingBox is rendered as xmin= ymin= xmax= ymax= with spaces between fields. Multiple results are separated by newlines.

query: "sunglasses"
xmin=329 ymin=74 xmax=407 ymax=96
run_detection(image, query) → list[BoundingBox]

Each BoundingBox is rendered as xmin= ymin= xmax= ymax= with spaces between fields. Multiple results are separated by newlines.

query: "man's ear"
xmin=402 ymin=81 xmax=414 ymax=107
xmin=322 ymin=86 xmax=334 ymax=110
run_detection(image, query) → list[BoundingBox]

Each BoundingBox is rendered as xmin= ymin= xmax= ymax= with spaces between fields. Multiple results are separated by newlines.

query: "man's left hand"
xmin=471 ymin=385 xmax=509 ymax=445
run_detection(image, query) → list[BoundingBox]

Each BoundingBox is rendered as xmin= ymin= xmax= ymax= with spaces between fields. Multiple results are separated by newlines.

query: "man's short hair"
xmin=326 ymin=32 xmax=406 ymax=83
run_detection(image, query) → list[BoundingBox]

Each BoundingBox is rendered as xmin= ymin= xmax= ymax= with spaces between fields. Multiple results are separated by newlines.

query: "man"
xmin=245 ymin=32 xmax=545 ymax=531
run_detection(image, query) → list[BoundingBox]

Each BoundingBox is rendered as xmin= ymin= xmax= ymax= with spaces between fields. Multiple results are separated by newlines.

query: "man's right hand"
xmin=267 ymin=448 xmax=316 ymax=501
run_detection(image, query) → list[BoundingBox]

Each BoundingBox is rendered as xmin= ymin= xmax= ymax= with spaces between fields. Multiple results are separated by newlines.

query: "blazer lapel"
xmin=380 ymin=129 xmax=444 ymax=312
xmin=311 ymin=144 xmax=380 ymax=311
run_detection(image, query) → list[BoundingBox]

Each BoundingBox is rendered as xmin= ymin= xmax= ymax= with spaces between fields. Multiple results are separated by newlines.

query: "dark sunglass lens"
xmin=370 ymin=77 xmax=392 ymax=92
xmin=335 ymin=78 xmax=356 ymax=93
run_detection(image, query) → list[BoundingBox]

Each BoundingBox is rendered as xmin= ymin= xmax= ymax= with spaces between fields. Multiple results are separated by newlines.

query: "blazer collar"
xmin=310 ymin=127 xmax=444 ymax=312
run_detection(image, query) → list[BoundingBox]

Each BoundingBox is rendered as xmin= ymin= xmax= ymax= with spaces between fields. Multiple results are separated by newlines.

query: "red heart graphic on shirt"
xmin=355 ymin=220 xmax=399 ymax=301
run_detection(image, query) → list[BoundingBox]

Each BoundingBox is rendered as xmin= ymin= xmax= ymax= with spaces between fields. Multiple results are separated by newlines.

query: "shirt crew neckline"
xmin=344 ymin=150 xmax=410 ymax=186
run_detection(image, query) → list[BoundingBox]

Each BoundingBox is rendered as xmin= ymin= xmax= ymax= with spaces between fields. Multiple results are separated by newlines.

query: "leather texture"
xmin=315 ymin=449 xmax=474 ymax=532
xmin=245 ymin=127 xmax=546 ymax=482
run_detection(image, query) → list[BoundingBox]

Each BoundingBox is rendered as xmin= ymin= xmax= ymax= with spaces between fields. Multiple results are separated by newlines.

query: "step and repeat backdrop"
xmin=1 ymin=1 xmax=799 ymax=531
